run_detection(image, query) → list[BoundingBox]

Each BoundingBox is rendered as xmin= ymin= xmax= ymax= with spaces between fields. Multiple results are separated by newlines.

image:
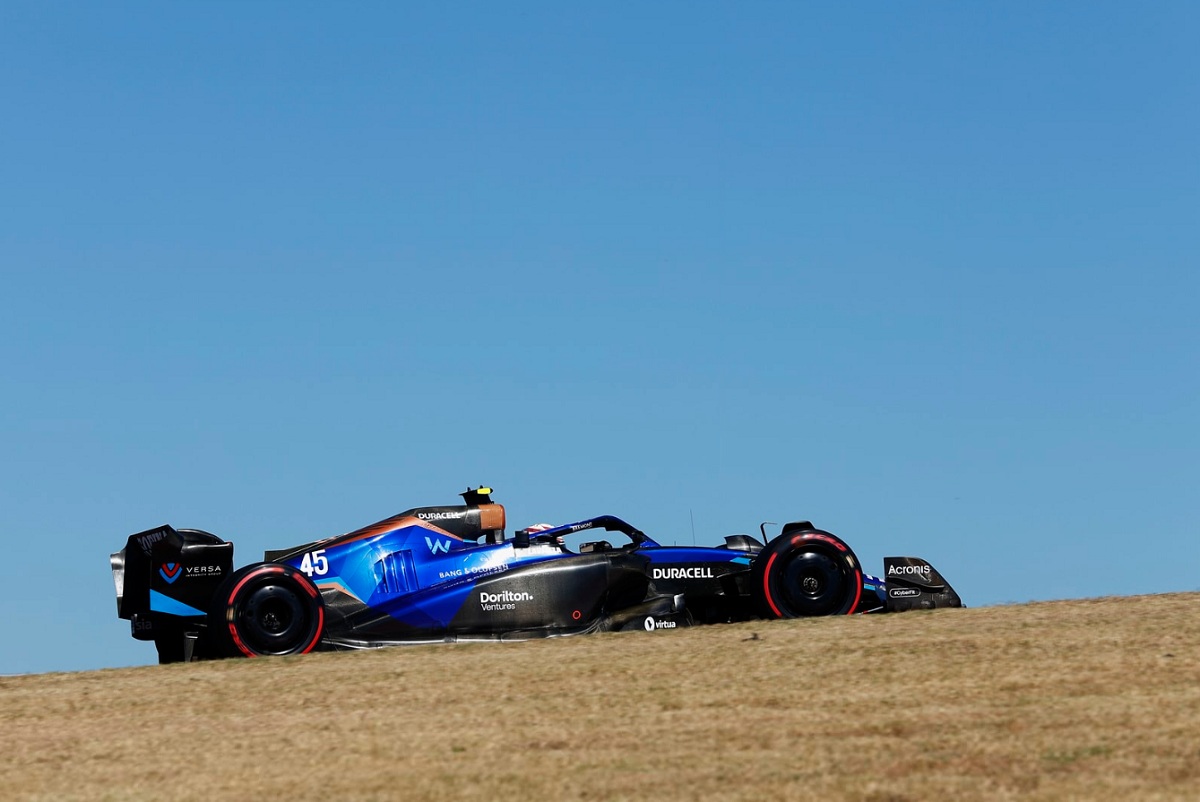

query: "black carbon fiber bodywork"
xmin=110 ymin=488 xmax=963 ymax=662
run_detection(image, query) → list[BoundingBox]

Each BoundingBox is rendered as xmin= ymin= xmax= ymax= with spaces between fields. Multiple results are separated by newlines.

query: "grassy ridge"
xmin=2 ymin=593 xmax=1198 ymax=801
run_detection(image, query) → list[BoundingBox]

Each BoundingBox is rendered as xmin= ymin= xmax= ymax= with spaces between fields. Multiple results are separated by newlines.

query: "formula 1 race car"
xmin=111 ymin=488 xmax=962 ymax=663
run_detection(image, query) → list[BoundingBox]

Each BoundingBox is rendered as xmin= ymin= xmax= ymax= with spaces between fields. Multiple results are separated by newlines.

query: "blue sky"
xmin=1 ymin=3 xmax=1196 ymax=674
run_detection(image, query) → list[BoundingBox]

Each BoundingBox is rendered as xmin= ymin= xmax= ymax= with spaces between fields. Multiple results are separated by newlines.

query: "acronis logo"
xmin=159 ymin=562 xmax=182 ymax=584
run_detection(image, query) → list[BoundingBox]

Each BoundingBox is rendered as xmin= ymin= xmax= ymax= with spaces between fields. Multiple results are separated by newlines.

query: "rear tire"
xmin=752 ymin=528 xmax=863 ymax=618
xmin=209 ymin=564 xmax=324 ymax=658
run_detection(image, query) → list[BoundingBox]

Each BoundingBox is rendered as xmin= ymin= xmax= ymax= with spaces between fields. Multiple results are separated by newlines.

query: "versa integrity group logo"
xmin=159 ymin=562 xmax=182 ymax=584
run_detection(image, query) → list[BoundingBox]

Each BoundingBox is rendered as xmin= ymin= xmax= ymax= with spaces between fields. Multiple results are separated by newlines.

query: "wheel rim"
xmin=778 ymin=550 xmax=849 ymax=616
xmin=236 ymin=582 xmax=310 ymax=654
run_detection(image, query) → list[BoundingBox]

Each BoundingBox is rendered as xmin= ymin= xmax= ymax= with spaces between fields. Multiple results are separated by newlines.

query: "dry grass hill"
xmin=2 ymin=592 xmax=1197 ymax=801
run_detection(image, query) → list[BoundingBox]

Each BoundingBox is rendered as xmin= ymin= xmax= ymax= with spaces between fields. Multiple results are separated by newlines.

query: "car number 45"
xmin=299 ymin=549 xmax=329 ymax=577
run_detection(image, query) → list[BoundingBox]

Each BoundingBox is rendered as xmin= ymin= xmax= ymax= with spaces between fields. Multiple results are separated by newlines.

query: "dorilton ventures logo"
xmin=479 ymin=590 xmax=532 ymax=611
xmin=158 ymin=563 xmax=182 ymax=584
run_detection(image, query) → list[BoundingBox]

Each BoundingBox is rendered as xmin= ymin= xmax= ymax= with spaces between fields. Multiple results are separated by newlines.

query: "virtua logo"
xmin=425 ymin=537 xmax=452 ymax=555
xmin=158 ymin=563 xmax=182 ymax=584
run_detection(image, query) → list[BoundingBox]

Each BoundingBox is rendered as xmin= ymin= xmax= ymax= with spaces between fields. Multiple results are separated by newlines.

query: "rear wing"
xmin=111 ymin=525 xmax=234 ymax=639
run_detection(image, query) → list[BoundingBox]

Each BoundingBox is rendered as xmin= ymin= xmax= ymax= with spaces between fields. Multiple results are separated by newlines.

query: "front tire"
xmin=209 ymin=564 xmax=324 ymax=658
xmin=752 ymin=528 xmax=863 ymax=618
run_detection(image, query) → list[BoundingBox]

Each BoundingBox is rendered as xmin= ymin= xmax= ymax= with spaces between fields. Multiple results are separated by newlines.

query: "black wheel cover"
xmin=778 ymin=550 xmax=849 ymax=616
xmin=236 ymin=582 xmax=309 ymax=654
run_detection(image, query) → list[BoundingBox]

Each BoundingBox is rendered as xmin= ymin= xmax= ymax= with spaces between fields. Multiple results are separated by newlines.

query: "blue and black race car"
xmin=110 ymin=487 xmax=962 ymax=663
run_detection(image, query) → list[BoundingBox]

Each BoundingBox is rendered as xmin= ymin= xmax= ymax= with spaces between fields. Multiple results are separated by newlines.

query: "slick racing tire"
xmin=752 ymin=528 xmax=863 ymax=618
xmin=209 ymin=563 xmax=324 ymax=658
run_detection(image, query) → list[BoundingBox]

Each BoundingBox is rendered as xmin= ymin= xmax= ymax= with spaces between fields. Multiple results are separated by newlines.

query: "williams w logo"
xmin=158 ymin=562 xmax=182 ymax=584
xmin=425 ymin=537 xmax=452 ymax=555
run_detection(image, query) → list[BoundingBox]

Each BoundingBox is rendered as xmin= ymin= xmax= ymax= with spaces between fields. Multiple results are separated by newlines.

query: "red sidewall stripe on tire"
xmin=762 ymin=551 xmax=784 ymax=618
xmin=296 ymin=571 xmax=324 ymax=655
xmin=792 ymin=532 xmax=846 ymax=552
xmin=847 ymin=566 xmax=863 ymax=614
xmin=301 ymin=606 xmax=325 ymax=655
